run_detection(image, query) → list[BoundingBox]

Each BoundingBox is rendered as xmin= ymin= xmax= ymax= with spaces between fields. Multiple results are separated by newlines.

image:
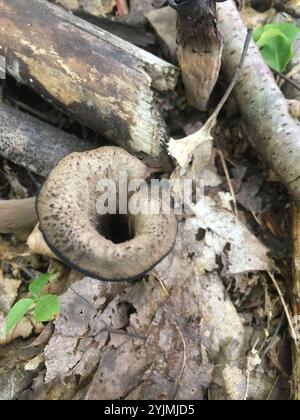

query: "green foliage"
xmin=29 ymin=273 xmax=52 ymax=299
xmin=253 ymin=23 xmax=300 ymax=72
xmin=4 ymin=273 xmax=60 ymax=336
xmin=5 ymin=298 xmax=35 ymax=337
xmin=34 ymin=294 xmax=60 ymax=322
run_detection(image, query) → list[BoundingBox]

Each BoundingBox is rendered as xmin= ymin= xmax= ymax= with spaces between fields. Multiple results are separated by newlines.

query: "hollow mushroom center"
xmin=37 ymin=146 xmax=177 ymax=282
xmin=97 ymin=214 xmax=133 ymax=244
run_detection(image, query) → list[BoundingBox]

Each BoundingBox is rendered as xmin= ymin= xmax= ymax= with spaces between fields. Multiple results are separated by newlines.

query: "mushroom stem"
xmin=27 ymin=224 xmax=57 ymax=259
xmin=0 ymin=198 xmax=37 ymax=233
xmin=169 ymin=0 xmax=223 ymax=110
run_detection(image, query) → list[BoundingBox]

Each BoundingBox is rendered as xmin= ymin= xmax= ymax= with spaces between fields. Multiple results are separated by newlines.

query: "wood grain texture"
xmin=0 ymin=0 xmax=178 ymax=156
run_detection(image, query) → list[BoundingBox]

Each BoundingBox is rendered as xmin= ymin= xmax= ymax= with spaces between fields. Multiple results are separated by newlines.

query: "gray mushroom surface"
xmin=37 ymin=147 xmax=177 ymax=282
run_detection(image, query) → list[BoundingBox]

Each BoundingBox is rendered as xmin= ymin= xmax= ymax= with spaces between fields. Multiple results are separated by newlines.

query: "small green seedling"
xmin=253 ymin=23 xmax=300 ymax=72
xmin=5 ymin=273 xmax=60 ymax=336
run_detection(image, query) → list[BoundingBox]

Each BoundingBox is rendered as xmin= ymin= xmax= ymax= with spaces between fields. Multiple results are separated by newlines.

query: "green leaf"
xmin=253 ymin=23 xmax=300 ymax=72
xmin=258 ymin=30 xmax=293 ymax=72
xmin=5 ymin=298 xmax=35 ymax=336
xmin=34 ymin=294 xmax=60 ymax=322
xmin=29 ymin=273 xmax=51 ymax=300
xmin=253 ymin=26 xmax=264 ymax=43
xmin=254 ymin=23 xmax=299 ymax=43
xmin=269 ymin=23 xmax=299 ymax=42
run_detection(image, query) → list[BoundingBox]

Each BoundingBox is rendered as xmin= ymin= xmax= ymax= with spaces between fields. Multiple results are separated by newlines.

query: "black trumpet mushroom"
xmin=37 ymin=147 xmax=177 ymax=282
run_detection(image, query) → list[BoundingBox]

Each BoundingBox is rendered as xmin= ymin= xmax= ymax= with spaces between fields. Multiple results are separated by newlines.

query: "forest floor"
xmin=0 ymin=0 xmax=299 ymax=400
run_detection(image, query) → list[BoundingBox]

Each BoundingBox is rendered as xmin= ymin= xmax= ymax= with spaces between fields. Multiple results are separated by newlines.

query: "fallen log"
xmin=217 ymin=1 xmax=300 ymax=199
xmin=293 ymin=201 xmax=300 ymax=400
xmin=0 ymin=0 xmax=178 ymax=157
xmin=149 ymin=4 xmax=300 ymax=199
xmin=0 ymin=101 xmax=95 ymax=177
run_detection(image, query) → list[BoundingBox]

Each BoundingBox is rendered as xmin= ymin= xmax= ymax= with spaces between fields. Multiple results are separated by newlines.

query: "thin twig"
xmin=174 ymin=323 xmax=188 ymax=397
xmin=266 ymin=375 xmax=280 ymax=400
xmin=274 ymin=69 xmax=300 ymax=93
xmin=267 ymin=271 xmax=299 ymax=352
xmin=218 ymin=149 xmax=238 ymax=216
xmin=153 ymin=273 xmax=170 ymax=298
xmin=158 ymin=278 xmax=170 ymax=297
xmin=210 ymin=28 xmax=253 ymax=122
xmin=212 ymin=30 xmax=252 ymax=217
xmin=261 ymin=311 xmax=285 ymax=360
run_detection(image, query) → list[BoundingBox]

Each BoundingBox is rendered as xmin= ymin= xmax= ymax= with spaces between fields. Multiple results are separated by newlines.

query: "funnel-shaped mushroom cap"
xmin=37 ymin=147 xmax=177 ymax=281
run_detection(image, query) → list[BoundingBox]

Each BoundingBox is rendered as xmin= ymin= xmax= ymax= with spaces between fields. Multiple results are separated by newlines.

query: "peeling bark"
xmin=0 ymin=0 xmax=178 ymax=156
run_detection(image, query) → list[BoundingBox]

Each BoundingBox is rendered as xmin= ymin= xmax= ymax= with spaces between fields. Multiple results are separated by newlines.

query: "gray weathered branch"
xmin=217 ymin=0 xmax=300 ymax=199
xmin=0 ymin=101 xmax=95 ymax=177
xmin=0 ymin=0 xmax=178 ymax=156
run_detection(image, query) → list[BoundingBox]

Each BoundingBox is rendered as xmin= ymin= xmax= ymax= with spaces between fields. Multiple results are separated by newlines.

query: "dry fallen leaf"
xmin=0 ymin=313 xmax=33 ymax=345
xmin=0 ymin=271 xmax=21 ymax=313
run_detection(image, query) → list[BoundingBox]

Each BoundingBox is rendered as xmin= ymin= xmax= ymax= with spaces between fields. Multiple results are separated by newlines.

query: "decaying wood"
xmin=0 ymin=101 xmax=95 ymax=177
xmin=0 ymin=0 xmax=178 ymax=156
xmin=75 ymin=11 xmax=155 ymax=48
xmin=146 ymin=2 xmax=300 ymax=198
xmin=292 ymin=201 xmax=300 ymax=400
xmin=0 ymin=0 xmax=293 ymax=401
xmin=170 ymin=0 xmax=223 ymax=110
xmin=217 ymin=0 xmax=300 ymax=199
xmin=28 ymin=29 xmax=277 ymax=399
